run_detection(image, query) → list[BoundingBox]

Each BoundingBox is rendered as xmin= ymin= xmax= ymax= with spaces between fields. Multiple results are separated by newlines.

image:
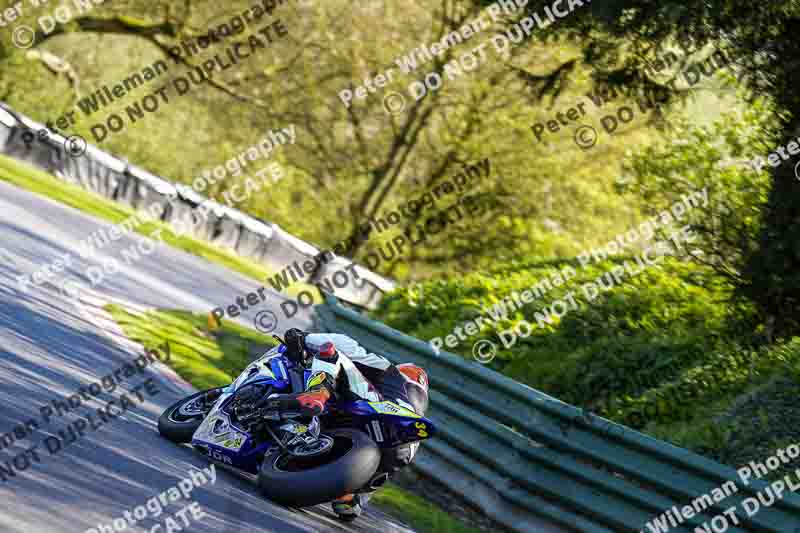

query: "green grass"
xmin=107 ymin=305 xmax=480 ymax=533
xmin=106 ymin=305 xmax=277 ymax=390
xmin=0 ymin=154 xmax=319 ymax=300
xmin=372 ymin=483 xmax=484 ymax=533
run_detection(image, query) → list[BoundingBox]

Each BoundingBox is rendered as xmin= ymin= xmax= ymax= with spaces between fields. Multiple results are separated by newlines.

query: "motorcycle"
xmin=157 ymin=337 xmax=436 ymax=509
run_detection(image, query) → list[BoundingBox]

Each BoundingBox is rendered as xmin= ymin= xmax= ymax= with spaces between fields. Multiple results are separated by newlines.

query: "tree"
xmin=473 ymin=0 xmax=800 ymax=337
xmin=3 ymin=0 xmax=638 ymax=281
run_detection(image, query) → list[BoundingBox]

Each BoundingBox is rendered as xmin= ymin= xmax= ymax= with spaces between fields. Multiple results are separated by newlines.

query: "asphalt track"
xmin=0 ymin=180 xmax=416 ymax=533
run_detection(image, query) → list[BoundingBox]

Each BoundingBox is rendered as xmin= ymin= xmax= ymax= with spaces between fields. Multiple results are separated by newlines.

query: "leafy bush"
xmin=374 ymin=257 xmax=747 ymax=418
xmin=610 ymin=340 xmax=800 ymax=428
xmin=619 ymin=99 xmax=776 ymax=318
xmin=647 ymin=339 xmax=800 ymax=466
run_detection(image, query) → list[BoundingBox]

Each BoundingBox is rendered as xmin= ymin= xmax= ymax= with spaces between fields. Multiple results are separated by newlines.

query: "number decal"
xmin=369 ymin=401 xmax=421 ymax=418
xmin=415 ymin=422 xmax=428 ymax=438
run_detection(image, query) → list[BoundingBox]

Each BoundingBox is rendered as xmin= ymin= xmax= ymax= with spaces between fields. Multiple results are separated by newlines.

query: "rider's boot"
xmin=332 ymin=492 xmax=373 ymax=521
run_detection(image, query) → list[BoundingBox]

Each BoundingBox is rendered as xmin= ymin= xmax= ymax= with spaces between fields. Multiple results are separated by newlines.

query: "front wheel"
xmin=158 ymin=388 xmax=223 ymax=443
xmin=258 ymin=428 xmax=381 ymax=507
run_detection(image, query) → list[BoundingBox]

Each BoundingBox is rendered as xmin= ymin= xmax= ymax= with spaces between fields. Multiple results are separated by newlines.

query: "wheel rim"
xmin=273 ymin=435 xmax=354 ymax=472
xmin=168 ymin=390 xmax=218 ymax=423
xmin=289 ymin=434 xmax=335 ymax=457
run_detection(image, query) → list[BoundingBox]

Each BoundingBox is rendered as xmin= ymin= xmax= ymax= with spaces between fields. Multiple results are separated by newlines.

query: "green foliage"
xmin=372 ymin=87 xmax=798 ymax=464
xmin=4 ymin=0 xmax=796 ymax=474
xmin=613 ymin=339 xmax=800 ymax=428
xmin=619 ymin=100 xmax=778 ymax=282
xmin=375 ymin=250 xmax=800 ymax=458
xmin=648 ymin=340 xmax=800 ymax=473
xmin=0 ymin=0 xmax=743 ymax=283
xmin=547 ymin=266 xmax=732 ymax=402
xmin=375 ymin=257 xmax=744 ymax=419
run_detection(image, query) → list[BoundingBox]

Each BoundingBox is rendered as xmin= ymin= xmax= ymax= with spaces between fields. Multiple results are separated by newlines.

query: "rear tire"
xmin=258 ymin=428 xmax=380 ymax=507
xmin=158 ymin=388 xmax=221 ymax=443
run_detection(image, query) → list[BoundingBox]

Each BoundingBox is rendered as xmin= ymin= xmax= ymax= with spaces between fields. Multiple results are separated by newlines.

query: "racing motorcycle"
xmin=157 ymin=337 xmax=436 ymax=508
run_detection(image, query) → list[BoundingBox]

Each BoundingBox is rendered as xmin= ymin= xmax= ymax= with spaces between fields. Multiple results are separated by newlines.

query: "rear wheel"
xmin=158 ymin=388 xmax=223 ymax=443
xmin=258 ymin=428 xmax=380 ymax=507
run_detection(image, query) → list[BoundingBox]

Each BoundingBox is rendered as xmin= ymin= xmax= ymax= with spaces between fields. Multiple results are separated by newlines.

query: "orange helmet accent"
xmin=397 ymin=363 xmax=428 ymax=391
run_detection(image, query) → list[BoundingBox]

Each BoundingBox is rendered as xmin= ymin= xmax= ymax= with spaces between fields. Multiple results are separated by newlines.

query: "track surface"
xmin=0 ymin=181 xmax=415 ymax=533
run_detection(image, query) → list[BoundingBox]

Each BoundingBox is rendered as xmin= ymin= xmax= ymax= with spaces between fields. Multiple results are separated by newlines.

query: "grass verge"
xmin=106 ymin=305 xmax=481 ymax=533
xmin=105 ymin=305 xmax=276 ymax=390
xmin=372 ymin=483 xmax=485 ymax=533
xmin=0 ymin=154 xmax=319 ymax=300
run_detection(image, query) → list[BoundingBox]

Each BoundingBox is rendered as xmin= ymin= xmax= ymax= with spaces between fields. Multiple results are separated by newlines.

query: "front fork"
xmin=201 ymin=387 xmax=225 ymax=411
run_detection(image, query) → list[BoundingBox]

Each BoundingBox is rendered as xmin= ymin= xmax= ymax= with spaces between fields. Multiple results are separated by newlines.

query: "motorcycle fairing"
xmin=189 ymin=345 xmax=435 ymax=473
xmin=368 ymin=401 xmax=421 ymax=418
xmin=335 ymin=400 xmax=436 ymax=448
xmin=191 ymin=346 xmax=290 ymax=472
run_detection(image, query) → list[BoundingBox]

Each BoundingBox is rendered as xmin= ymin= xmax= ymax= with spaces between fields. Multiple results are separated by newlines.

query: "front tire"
xmin=258 ymin=428 xmax=381 ymax=507
xmin=158 ymin=388 xmax=221 ymax=443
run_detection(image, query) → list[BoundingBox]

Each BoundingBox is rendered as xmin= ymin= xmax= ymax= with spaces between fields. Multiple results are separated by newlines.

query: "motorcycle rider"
xmin=264 ymin=328 xmax=430 ymax=520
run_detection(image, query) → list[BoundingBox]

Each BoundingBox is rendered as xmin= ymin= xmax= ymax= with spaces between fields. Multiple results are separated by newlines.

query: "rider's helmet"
xmin=284 ymin=328 xmax=312 ymax=367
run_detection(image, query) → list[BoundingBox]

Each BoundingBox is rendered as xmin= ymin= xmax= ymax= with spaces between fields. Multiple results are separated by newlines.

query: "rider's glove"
xmin=265 ymin=387 xmax=331 ymax=418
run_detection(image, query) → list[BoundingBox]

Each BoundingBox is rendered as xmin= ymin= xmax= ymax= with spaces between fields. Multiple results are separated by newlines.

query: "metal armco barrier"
xmin=314 ymin=295 xmax=800 ymax=533
xmin=0 ymin=103 xmax=394 ymax=309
